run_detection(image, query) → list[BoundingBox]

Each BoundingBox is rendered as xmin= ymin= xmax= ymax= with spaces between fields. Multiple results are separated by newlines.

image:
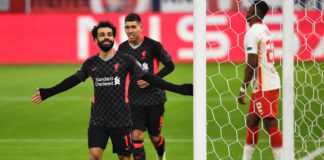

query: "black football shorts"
xmin=131 ymin=103 xmax=165 ymax=136
xmin=88 ymin=125 xmax=132 ymax=156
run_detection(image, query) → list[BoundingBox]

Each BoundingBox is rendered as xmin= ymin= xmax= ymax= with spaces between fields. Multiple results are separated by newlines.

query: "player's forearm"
xmin=242 ymin=65 xmax=255 ymax=89
xmin=141 ymin=72 xmax=193 ymax=95
xmin=39 ymin=75 xmax=81 ymax=100
xmin=156 ymin=61 xmax=175 ymax=78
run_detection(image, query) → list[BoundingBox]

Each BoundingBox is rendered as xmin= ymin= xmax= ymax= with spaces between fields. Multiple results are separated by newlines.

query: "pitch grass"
xmin=1 ymin=62 xmax=322 ymax=160
xmin=0 ymin=64 xmax=193 ymax=160
xmin=207 ymin=62 xmax=323 ymax=160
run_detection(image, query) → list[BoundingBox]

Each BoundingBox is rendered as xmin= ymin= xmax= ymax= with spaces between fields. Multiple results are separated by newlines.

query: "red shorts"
xmin=249 ymin=89 xmax=279 ymax=118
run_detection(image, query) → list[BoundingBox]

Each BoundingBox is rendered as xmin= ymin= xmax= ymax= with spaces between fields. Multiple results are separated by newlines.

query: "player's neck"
xmin=249 ymin=20 xmax=262 ymax=27
xmin=130 ymin=35 xmax=144 ymax=46
xmin=99 ymin=49 xmax=116 ymax=59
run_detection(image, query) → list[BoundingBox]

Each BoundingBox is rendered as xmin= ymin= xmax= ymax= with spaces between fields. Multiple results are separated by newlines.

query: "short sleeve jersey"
xmin=118 ymin=36 xmax=172 ymax=106
xmin=74 ymin=51 xmax=145 ymax=127
xmin=244 ymin=23 xmax=281 ymax=93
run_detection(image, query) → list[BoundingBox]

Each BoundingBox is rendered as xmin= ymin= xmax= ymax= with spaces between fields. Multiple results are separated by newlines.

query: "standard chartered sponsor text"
xmin=95 ymin=77 xmax=120 ymax=86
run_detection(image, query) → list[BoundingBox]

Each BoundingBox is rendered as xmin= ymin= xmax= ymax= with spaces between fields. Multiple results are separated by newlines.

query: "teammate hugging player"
xmin=32 ymin=21 xmax=192 ymax=160
xmin=118 ymin=13 xmax=175 ymax=160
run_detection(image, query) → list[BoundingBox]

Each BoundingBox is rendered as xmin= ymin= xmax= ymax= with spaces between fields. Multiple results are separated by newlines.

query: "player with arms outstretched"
xmin=32 ymin=21 xmax=192 ymax=160
xmin=118 ymin=13 xmax=175 ymax=160
xmin=238 ymin=1 xmax=283 ymax=160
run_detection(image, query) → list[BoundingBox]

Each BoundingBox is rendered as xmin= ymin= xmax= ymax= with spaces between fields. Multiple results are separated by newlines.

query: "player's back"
xmin=244 ymin=23 xmax=280 ymax=92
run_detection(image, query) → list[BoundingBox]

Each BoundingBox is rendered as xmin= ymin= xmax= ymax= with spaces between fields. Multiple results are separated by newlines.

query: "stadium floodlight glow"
xmin=193 ymin=0 xmax=206 ymax=160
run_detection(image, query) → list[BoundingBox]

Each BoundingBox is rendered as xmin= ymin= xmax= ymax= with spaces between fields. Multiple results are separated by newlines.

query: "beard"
xmin=98 ymin=39 xmax=114 ymax=52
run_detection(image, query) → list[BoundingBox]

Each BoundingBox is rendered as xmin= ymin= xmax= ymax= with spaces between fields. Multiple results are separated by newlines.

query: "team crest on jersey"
xmin=141 ymin=50 xmax=147 ymax=60
xmin=142 ymin=62 xmax=149 ymax=71
xmin=114 ymin=63 xmax=119 ymax=73
xmin=247 ymin=47 xmax=253 ymax=51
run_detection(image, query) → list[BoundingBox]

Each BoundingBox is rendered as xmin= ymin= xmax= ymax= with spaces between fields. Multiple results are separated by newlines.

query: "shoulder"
xmin=79 ymin=55 xmax=97 ymax=70
xmin=117 ymin=51 xmax=133 ymax=61
xmin=118 ymin=41 xmax=129 ymax=50
xmin=84 ymin=55 xmax=98 ymax=64
xmin=247 ymin=23 xmax=264 ymax=36
xmin=144 ymin=36 xmax=162 ymax=48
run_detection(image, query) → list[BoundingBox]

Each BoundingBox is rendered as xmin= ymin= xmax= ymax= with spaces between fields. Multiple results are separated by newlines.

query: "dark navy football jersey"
xmin=74 ymin=51 xmax=145 ymax=127
xmin=118 ymin=36 xmax=172 ymax=106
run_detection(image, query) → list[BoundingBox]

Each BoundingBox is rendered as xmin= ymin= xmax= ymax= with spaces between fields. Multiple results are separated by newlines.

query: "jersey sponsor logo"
xmin=114 ymin=76 xmax=120 ymax=85
xmin=95 ymin=76 xmax=120 ymax=86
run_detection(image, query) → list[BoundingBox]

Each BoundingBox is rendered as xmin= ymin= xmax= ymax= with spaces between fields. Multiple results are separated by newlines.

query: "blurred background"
xmin=0 ymin=0 xmax=322 ymax=14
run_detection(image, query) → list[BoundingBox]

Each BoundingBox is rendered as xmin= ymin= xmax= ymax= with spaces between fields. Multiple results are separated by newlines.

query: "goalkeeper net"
xmin=203 ymin=0 xmax=323 ymax=160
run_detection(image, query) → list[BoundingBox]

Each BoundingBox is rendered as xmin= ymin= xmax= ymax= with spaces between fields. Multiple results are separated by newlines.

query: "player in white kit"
xmin=238 ymin=1 xmax=283 ymax=160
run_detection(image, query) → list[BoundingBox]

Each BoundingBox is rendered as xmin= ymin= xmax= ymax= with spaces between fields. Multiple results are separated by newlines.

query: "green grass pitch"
xmin=0 ymin=64 xmax=193 ymax=160
xmin=207 ymin=62 xmax=323 ymax=160
xmin=0 ymin=62 xmax=322 ymax=160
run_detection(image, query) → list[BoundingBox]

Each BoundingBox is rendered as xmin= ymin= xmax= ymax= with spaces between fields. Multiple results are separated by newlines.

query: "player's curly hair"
xmin=253 ymin=0 xmax=269 ymax=20
xmin=91 ymin=21 xmax=116 ymax=40
xmin=125 ymin=13 xmax=141 ymax=23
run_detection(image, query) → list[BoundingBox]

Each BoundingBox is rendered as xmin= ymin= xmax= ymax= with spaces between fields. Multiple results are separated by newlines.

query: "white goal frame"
xmin=193 ymin=0 xmax=295 ymax=159
xmin=282 ymin=0 xmax=295 ymax=159
xmin=193 ymin=0 xmax=206 ymax=160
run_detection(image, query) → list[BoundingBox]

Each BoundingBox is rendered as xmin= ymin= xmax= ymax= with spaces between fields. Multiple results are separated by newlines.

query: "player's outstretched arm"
xmin=32 ymin=88 xmax=42 ymax=104
xmin=32 ymin=75 xmax=82 ymax=104
xmin=141 ymin=72 xmax=193 ymax=96
xmin=126 ymin=54 xmax=193 ymax=95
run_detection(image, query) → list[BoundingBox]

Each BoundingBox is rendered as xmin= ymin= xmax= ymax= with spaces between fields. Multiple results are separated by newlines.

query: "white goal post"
xmin=193 ymin=0 xmax=206 ymax=160
xmin=193 ymin=0 xmax=296 ymax=159
xmin=282 ymin=0 xmax=295 ymax=159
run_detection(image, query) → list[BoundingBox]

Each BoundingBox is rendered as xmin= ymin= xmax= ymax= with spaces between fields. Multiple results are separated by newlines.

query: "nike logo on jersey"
xmin=91 ymin=67 xmax=97 ymax=72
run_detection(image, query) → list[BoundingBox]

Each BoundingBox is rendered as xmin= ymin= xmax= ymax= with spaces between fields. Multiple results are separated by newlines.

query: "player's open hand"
xmin=32 ymin=88 xmax=43 ymax=104
xmin=137 ymin=80 xmax=150 ymax=88
xmin=180 ymin=84 xmax=193 ymax=96
xmin=238 ymin=91 xmax=246 ymax=104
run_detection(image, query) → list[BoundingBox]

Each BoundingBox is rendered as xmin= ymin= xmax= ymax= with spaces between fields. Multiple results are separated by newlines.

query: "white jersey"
xmin=244 ymin=23 xmax=280 ymax=93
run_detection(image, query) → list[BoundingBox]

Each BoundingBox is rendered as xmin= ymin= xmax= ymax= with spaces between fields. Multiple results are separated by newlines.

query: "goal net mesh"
xmin=206 ymin=0 xmax=323 ymax=159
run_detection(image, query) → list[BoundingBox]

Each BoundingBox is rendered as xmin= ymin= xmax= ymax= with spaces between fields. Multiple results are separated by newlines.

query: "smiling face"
xmin=124 ymin=21 xmax=142 ymax=45
xmin=96 ymin=27 xmax=115 ymax=52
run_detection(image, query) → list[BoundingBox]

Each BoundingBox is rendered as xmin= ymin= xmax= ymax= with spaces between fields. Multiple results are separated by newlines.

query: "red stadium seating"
xmin=30 ymin=0 xmax=90 ymax=13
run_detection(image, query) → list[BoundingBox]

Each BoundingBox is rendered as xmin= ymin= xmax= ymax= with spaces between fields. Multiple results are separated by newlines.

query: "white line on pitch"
xmin=0 ymin=96 xmax=193 ymax=102
xmin=0 ymin=96 xmax=234 ymax=102
xmin=0 ymin=138 xmax=192 ymax=143
xmin=0 ymin=138 xmax=321 ymax=144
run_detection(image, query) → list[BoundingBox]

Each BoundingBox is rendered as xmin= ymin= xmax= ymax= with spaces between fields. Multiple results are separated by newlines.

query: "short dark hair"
xmin=125 ymin=13 xmax=141 ymax=23
xmin=253 ymin=0 xmax=269 ymax=20
xmin=91 ymin=21 xmax=116 ymax=40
